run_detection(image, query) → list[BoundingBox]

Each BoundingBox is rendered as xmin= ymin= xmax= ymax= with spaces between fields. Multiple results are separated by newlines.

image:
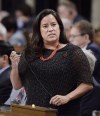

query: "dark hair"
xmin=16 ymin=3 xmax=32 ymax=17
xmin=26 ymin=9 xmax=68 ymax=57
xmin=0 ymin=40 xmax=14 ymax=64
xmin=1 ymin=15 xmax=17 ymax=32
xmin=72 ymin=20 xmax=95 ymax=42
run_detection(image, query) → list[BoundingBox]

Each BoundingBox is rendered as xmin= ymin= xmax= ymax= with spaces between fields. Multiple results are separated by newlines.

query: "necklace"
xmin=40 ymin=44 xmax=59 ymax=61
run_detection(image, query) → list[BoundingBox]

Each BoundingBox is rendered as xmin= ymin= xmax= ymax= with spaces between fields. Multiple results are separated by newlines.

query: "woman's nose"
xmin=48 ymin=26 xmax=53 ymax=31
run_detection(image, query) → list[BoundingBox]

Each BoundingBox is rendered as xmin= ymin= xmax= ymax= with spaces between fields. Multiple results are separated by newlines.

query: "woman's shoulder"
xmin=63 ymin=43 xmax=81 ymax=52
xmin=68 ymin=43 xmax=81 ymax=49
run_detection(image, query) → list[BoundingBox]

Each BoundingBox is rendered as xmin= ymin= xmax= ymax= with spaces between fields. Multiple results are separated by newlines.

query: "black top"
xmin=18 ymin=44 xmax=92 ymax=115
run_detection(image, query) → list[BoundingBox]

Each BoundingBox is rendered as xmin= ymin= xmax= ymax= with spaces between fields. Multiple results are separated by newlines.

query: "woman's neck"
xmin=44 ymin=42 xmax=60 ymax=50
xmin=44 ymin=42 xmax=67 ymax=50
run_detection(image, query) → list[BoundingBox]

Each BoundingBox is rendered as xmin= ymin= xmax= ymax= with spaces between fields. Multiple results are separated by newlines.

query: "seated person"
xmin=81 ymin=49 xmax=100 ymax=116
xmin=0 ymin=40 xmax=14 ymax=106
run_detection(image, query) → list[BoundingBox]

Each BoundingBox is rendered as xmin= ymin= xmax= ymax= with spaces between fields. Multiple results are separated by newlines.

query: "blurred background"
xmin=0 ymin=0 xmax=100 ymax=53
xmin=0 ymin=0 xmax=100 ymax=28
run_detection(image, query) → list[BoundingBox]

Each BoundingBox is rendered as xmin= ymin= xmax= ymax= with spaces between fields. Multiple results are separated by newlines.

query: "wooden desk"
xmin=0 ymin=104 xmax=57 ymax=116
xmin=0 ymin=111 xmax=22 ymax=116
xmin=11 ymin=104 xmax=57 ymax=116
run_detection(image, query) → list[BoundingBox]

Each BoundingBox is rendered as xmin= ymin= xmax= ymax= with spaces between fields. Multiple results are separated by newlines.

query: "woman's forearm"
xmin=50 ymin=83 xmax=93 ymax=106
xmin=66 ymin=83 xmax=93 ymax=100
xmin=10 ymin=51 xmax=22 ymax=90
xmin=10 ymin=67 xmax=22 ymax=90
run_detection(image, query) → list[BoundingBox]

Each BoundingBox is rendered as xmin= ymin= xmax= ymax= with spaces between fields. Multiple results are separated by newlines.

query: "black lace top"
xmin=18 ymin=44 xmax=92 ymax=115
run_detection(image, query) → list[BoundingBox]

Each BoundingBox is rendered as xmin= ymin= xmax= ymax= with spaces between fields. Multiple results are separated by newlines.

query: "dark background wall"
xmin=2 ymin=0 xmax=25 ymax=14
xmin=35 ymin=0 xmax=58 ymax=14
xmin=71 ymin=0 xmax=91 ymax=21
xmin=1 ymin=0 xmax=91 ymax=21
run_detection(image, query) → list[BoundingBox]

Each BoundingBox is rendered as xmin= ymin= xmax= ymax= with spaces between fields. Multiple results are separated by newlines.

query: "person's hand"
xmin=50 ymin=95 xmax=71 ymax=106
xmin=10 ymin=51 xmax=21 ymax=68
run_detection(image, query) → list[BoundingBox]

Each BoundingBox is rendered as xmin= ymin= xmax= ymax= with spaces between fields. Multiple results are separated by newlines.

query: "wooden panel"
xmin=0 ymin=111 xmax=22 ymax=116
xmin=11 ymin=104 xmax=57 ymax=116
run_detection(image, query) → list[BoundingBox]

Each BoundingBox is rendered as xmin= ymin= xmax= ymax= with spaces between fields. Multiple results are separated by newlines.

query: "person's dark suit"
xmin=81 ymin=43 xmax=100 ymax=116
xmin=87 ymin=43 xmax=100 ymax=84
xmin=0 ymin=67 xmax=12 ymax=105
xmin=81 ymin=86 xmax=100 ymax=116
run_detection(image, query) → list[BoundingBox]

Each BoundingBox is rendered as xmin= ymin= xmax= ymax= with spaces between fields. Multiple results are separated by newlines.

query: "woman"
xmin=10 ymin=9 xmax=93 ymax=116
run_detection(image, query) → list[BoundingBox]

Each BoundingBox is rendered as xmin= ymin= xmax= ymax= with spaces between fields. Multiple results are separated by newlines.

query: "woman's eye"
xmin=43 ymin=25 xmax=47 ymax=28
xmin=52 ymin=24 xmax=56 ymax=26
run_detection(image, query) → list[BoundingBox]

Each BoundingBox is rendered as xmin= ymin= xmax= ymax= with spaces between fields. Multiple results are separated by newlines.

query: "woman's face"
xmin=40 ymin=14 xmax=60 ymax=44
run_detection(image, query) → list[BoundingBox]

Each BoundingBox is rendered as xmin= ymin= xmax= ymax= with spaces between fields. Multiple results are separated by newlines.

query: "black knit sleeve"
xmin=18 ymin=51 xmax=28 ymax=76
xmin=72 ymin=46 xmax=93 ymax=85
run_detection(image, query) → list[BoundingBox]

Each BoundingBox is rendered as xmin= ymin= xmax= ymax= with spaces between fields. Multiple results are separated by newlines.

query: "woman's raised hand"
xmin=10 ymin=51 xmax=21 ymax=68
